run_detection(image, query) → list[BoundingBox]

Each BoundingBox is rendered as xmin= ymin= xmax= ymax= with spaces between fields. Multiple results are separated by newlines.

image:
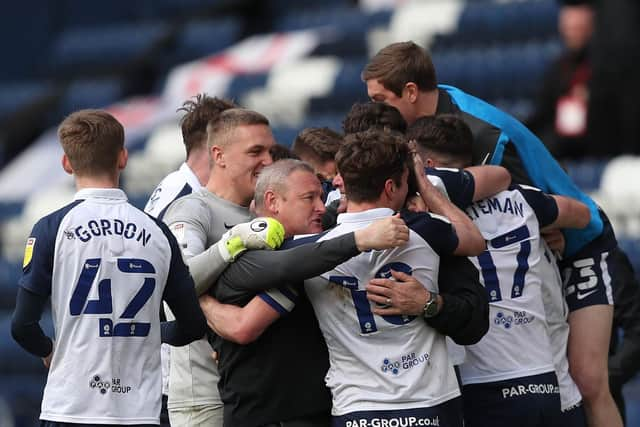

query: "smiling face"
xmin=366 ymin=79 xmax=418 ymax=125
xmin=220 ymin=124 xmax=275 ymax=204
xmin=274 ymin=169 xmax=326 ymax=236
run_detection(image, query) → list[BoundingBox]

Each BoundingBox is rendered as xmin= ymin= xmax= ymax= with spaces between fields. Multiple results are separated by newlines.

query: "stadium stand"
xmin=0 ymin=1 xmax=638 ymax=426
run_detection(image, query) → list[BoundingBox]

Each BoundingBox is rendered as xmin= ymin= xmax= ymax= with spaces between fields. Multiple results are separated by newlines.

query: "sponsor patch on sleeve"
xmin=23 ymin=237 xmax=35 ymax=268
xmin=169 ymin=222 xmax=186 ymax=246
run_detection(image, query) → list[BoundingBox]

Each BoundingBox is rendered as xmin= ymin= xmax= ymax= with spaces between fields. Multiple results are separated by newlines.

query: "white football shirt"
xmin=460 ymin=185 xmax=558 ymax=384
xmin=21 ymin=188 xmax=190 ymax=424
xmin=305 ymin=207 xmax=460 ymax=416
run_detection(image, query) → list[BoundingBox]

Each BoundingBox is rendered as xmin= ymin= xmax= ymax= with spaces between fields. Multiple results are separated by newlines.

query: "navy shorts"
xmin=462 ymin=372 xmax=562 ymax=427
xmin=559 ymin=401 xmax=587 ymax=427
xmin=561 ymin=211 xmax=617 ymax=311
xmin=41 ymin=422 xmax=157 ymax=427
xmin=332 ymin=397 xmax=462 ymax=427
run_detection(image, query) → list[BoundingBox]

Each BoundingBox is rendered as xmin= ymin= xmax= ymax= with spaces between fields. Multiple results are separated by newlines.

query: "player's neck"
xmin=415 ymin=89 xmax=439 ymax=121
xmin=186 ymin=148 xmax=210 ymax=186
xmin=206 ymin=176 xmax=252 ymax=208
xmin=74 ymin=174 xmax=119 ymax=191
xmin=347 ymin=199 xmax=393 ymax=213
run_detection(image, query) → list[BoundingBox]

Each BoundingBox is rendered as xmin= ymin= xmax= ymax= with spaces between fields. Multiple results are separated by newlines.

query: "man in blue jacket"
xmin=362 ymin=41 xmax=622 ymax=427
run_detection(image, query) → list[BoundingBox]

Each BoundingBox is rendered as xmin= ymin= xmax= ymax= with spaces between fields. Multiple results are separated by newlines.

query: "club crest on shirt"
xmin=23 ymin=237 xmax=35 ymax=269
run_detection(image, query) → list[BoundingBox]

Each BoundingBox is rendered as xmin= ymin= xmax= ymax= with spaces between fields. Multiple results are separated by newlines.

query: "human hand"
xmin=199 ymin=294 xmax=221 ymax=331
xmin=218 ymin=217 xmax=285 ymax=262
xmin=366 ymin=269 xmax=430 ymax=316
xmin=542 ymin=229 xmax=565 ymax=256
xmin=355 ymin=213 xmax=409 ymax=251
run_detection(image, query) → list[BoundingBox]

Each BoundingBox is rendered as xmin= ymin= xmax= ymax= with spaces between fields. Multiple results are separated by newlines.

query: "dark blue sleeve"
xmin=156 ymin=219 xmax=206 ymax=346
xmin=19 ymin=219 xmax=59 ymax=297
xmin=515 ymin=184 xmax=559 ymax=228
xmin=425 ymin=167 xmax=475 ymax=209
xmin=402 ymin=210 xmax=459 ymax=256
xmin=11 ymin=286 xmax=53 ymax=357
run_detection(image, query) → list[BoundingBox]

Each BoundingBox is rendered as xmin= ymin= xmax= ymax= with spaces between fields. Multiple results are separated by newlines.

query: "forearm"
xmin=11 ymin=287 xmax=53 ymax=358
xmin=161 ymin=320 xmax=203 ymax=346
xmin=417 ymin=171 xmax=485 ymax=255
xmin=186 ymin=241 xmax=230 ymax=295
xmin=224 ymin=233 xmax=359 ymax=293
xmin=199 ymin=295 xmax=255 ymax=343
xmin=466 ymin=165 xmax=511 ymax=201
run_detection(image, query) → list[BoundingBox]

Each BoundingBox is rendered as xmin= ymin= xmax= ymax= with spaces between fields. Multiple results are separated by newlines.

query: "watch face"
xmin=424 ymin=294 xmax=438 ymax=317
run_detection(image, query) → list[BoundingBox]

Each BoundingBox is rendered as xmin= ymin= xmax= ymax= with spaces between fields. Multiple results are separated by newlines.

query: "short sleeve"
xmin=257 ymin=286 xmax=299 ymax=315
xmin=516 ymin=184 xmax=559 ymax=228
xmin=402 ymin=211 xmax=459 ymax=256
xmin=426 ymin=167 xmax=476 ymax=209
xmin=19 ymin=218 xmax=58 ymax=297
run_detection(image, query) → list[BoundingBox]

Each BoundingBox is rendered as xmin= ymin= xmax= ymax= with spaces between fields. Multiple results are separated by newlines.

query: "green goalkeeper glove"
xmin=218 ymin=217 xmax=285 ymax=262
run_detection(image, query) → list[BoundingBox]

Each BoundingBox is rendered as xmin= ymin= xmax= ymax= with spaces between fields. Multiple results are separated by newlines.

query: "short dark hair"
xmin=270 ymin=144 xmax=298 ymax=161
xmin=291 ymin=127 xmax=343 ymax=163
xmin=206 ymin=108 xmax=270 ymax=149
xmin=362 ymin=41 xmax=437 ymax=97
xmin=58 ymin=109 xmax=124 ymax=176
xmin=336 ymin=129 xmax=410 ymax=203
xmin=178 ymin=94 xmax=236 ymax=157
xmin=406 ymin=114 xmax=473 ymax=167
xmin=342 ymin=102 xmax=407 ymax=134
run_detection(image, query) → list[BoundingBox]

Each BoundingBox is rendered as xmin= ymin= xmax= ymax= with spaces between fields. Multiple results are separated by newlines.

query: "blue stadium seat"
xmin=0 ymin=373 xmax=45 ymax=427
xmin=433 ymin=40 xmax=561 ymax=102
xmin=47 ymin=22 xmax=170 ymax=76
xmin=225 ymin=73 xmax=269 ymax=101
xmin=0 ymin=201 xmax=24 ymax=222
xmin=59 ymin=0 xmax=150 ymax=29
xmin=310 ymin=31 xmax=368 ymax=58
xmin=274 ymin=7 xmax=391 ymax=35
xmin=0 ymin=257 xmax=21 ymax=311
xmin=54 ymin=77 xmax=126 ymax=120
xmin=271 ymin=126 xmax=300 ymax=148
xmin=563 ymin=158 xmax=607 ymax=193
xmin=0 ymin=82 xmax=56 ymax=122
xmin=437 ymin=0 xmax=558 ymax=48
xmin=162 ymin=18 xmax=242 ymax=69
xmin=269 ymin=0 xmax=351 ymax=14
xmin=309 ymin=58 xmax=369 ymax=114
xmin=141 ymin=0 xmax=230 ymax=20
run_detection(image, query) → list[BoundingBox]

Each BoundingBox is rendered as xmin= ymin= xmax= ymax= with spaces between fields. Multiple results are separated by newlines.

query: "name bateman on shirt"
xmin=70 ymin=219 xmax=151 ymax=246
xmin=466 ymin=196 xmax=524 ymax=220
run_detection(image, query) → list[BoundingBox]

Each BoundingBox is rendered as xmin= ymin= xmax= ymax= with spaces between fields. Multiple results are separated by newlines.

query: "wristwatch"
xmin=422 ymin=291 xmax=439 ymax=318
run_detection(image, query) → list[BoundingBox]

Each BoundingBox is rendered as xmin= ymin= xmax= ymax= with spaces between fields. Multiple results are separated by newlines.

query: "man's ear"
xmin=117 ymin=148 xmax=128 ymax=171
xmin=211 ymin=145 xmax=225 ymax=167
xmin=263 ymin=190 xmax=280 ymax=216
xmin=425 ymin=158 xmax=436 ymax=168
xmin=61 ymin=154 xmax=73 ymax=175
xmin=383 ymin=177 xmax=396 ymax=199
xmin=404 ymin=82 xmax=419 ymax=103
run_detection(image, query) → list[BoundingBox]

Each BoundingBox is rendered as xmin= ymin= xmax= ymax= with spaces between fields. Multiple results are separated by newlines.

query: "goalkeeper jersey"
xmin=162 ymin=188 xmax=252 ymax=409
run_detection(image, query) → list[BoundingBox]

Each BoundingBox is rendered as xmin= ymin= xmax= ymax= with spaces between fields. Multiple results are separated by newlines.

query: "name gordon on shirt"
xmin=69 ymin=219 xmax=151 ymax=246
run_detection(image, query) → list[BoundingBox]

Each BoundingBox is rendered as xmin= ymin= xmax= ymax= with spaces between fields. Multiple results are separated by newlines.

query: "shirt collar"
xmin=435 ymin=87 xmax=458 ymax=115
xmin=337 ymin=207 xmax=395 ymax=223
xmin=74 ymin=188 xmax=127 ymax=201
xmin=179 ymin=163 xmax=202 ymax=190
